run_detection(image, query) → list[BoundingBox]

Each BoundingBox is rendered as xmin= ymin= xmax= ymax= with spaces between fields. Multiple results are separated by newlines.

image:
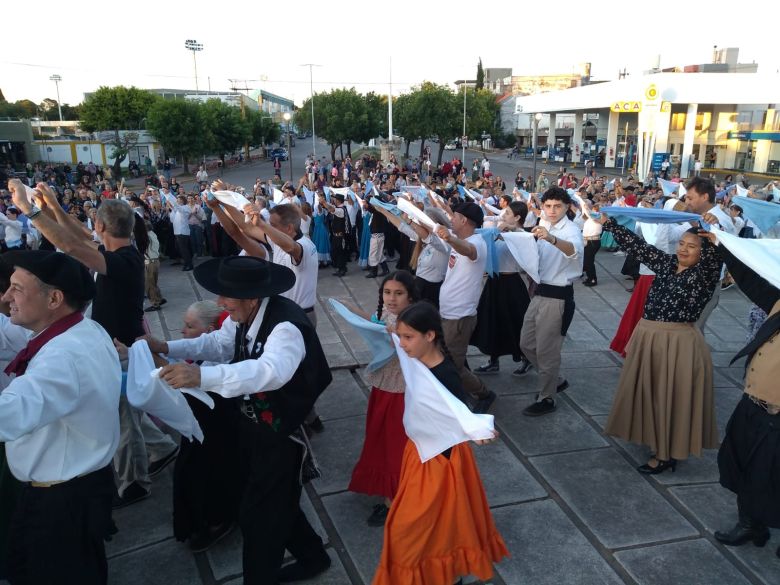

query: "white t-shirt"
xmin=416 ymin=234 xmax=450 ymax=284
xmin=439 ymin=233 xmax=487 ymax=319
xmin=272 ymin=236 xmax=318 ymax=310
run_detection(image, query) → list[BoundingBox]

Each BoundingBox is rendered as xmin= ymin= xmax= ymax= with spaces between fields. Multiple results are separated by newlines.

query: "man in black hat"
xmin=144 ymin=256 xmax=333 ymax=584
xmin=0 ymin=250 xmax=121 ymax=585
xmin=320 ymin=191 xmax=350 ymax=277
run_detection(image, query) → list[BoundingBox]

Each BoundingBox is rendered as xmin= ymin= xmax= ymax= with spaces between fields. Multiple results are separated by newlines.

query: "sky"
xmin=2 ymin=0 xmax=778 ymax=108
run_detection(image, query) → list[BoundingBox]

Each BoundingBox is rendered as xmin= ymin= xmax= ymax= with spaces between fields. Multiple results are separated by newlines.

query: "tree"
xmin=394 ymin=92 xmax=419 ymax=159
xmin=146 ymin=99 xmax=209 ymax=173
xmin=246 ymin=109 xmax=281 ymax=150
xmin=408 ymin=82 xmax=460 ymax=166
xmin=80 ymin=86 xmax=160 ymax=176
xmin=39 ymin=98 xmax=59 ymax=119
xmin=476 ymin=58 xmax=484 ymax=91
xmin=201 ymin=99 xmax=250 ymax=169
xmin=465 ymin=89 xmax=500 ymax=149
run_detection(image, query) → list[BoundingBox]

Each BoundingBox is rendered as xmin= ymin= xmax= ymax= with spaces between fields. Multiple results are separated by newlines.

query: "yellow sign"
xmin=645 ymin=84 xmax=658 ymax=101
xmin=660 ymin=101 xmax=671 ymax=112
xmin=610 ymin=101 xmax=642 ymax=113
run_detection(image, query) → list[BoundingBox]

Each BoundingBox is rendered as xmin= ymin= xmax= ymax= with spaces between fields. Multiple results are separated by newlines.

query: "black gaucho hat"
xmin=4 ymin=250 xmax=95 ymax=302
xmin=194 ymin=256 xmax=295 ymax=299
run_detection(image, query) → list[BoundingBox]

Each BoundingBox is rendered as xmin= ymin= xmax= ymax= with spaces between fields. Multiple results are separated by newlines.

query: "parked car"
xmin=269 ymin=147 xmax=288 ymax=161
xmin=444 ymin=140 xmax=457 ymax=150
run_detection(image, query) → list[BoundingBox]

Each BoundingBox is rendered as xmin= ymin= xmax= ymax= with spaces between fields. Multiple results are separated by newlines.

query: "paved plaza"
xmin=95 ymin=242 xmax=778 ymax=585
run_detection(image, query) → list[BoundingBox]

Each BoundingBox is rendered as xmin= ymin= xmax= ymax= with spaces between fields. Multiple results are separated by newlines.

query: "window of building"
xmin=670 ymin=113 xmax=686 ymax=131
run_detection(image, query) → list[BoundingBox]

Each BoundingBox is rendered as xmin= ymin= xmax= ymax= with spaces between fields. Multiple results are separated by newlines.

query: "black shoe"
xmin=474 ymin=361 xmax=499 ymax=375
xmin=278 ymin=554 xmax=331 ymax=583
xmin=112 ymin=482 xmax=150 ymax=509
xmin=182 ymin=266 xmax=193 ymax=272
xmin=160 ymin=298 xmax=167 ymax=305
xmin=144 ymin=305 xmax=161 ymax=312
xmin=365 ymin=270 xmax=378 ymax=278
xmin=378 ymin=262 xmax=389 ymax=276
xmin=149 ymin=446 xmax=179 ymax=478
xmin=189 ymin=522 xmax=235 ymax=553
xmin=714 ymin=520 xmax=770 ymax=548
xmin=626 ymin=286 xmax=634 ymax=293
xmin=512 ymin=360 xmax=533 ymax=376
xmin=637 ymin=458 xmax=677 ymax=475
xmin=523 ymin=397 xmax=556 ymax=417
xmin=104 ymin=518 xmax=119 ymax=542
xmin=583 ymin=279 xmax=597 ymax=287
xmin=472 ymin=390 xmax=497 ymax=414
xmin=557 ymin=379 xmax=569 ymax=393
xmin=367 ymin=503 xmax=389 ymax=527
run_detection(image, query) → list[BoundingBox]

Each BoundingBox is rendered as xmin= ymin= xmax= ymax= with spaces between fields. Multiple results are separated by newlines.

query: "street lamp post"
xmin=184 ymin=40 xmax=203 ymax=93
xmin=283 ymin=112 xmax=293 ymax=183
xmin=461 ymin=81 xmax=467 ymax=162
xmin=49 ymin=74 xmax=63 ymax=122
xmin=532 ymin=113 xmax=543 ymax=187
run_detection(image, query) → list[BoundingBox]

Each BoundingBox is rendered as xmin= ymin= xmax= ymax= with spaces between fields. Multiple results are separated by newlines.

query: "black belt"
xmin=303 ymin=307 xmax=315 ymax=314
xmin=537 ymin=283 xmax=575 ymax=336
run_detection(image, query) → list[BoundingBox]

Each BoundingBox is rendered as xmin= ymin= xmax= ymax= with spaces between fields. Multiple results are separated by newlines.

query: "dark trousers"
xmin=330 ymin=234 xmax=347 ymax=272
xmin=175 ymin=234 xmax=193 ymax=268
xmin=7 ymin=466 xmax=114 ymax=585
xmin=621 ymin=254 xmax=640 ymax=279
xmin=583 ymin=239 xmax=601 ymax=281
xmin=239 ymin=421 xmax=326 ymax=585
xmin=345 ymin=230 xmax=358 ymax=260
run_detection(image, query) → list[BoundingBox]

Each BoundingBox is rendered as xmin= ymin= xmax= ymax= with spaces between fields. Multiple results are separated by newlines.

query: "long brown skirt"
xmin=605 ymin=319 xmax=718 ymax=461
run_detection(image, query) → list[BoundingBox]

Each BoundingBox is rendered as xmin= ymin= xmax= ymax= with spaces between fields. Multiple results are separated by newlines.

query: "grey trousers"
xmin=442 ymin=315 xmax=488 ymax=399
xmin=520 ymin=296 xmax=566 ymax=401
xmin=114 ymin=396 xmax=178 ymax=495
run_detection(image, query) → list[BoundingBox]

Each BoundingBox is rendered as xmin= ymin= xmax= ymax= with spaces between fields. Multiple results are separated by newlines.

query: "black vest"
xmin=235 ymin=296 xmax=332 ymax=437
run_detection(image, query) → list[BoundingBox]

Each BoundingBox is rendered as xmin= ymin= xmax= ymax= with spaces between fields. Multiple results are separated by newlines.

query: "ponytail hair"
xmin=396 ymin=301 xmax=451 ymax=362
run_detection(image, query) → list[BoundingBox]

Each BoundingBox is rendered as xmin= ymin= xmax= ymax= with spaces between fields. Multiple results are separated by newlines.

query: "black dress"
xmin=715 ymin=245 xmax=780 ymax=526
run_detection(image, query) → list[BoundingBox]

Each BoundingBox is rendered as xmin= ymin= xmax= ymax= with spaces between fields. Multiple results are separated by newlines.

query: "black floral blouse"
xmin=605 ymin=220 xmax=722 ymax=323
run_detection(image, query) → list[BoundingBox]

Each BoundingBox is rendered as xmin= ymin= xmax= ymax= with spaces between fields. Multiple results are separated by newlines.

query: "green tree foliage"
xmin=201 ymin=99 xmax=250 ymax=167
xmin=0 ymin=99 xmax=39 ymax=119
xmin=393 ymin=92 xmax=419 ymax=158
xmin=146 ymin=99 xmax=209 ymax=173
xmin=246 ymin=109 xmax=281 ymax=150
xmin=465 ymin=89 xmax=499 ymax=144
xmin=409 ymin=82 xmax=460 ymax=166
xmin=80 ymin=86 xmax=160 ymax=176
xmin=476 ymin=58 xmax=484 ymax=90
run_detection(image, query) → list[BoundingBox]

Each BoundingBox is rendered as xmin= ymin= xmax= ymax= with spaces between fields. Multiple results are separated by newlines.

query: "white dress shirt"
xmin=0 ymin=318 xmax=121 ymax=482
xmin=537 ymin=217 xmax=584 ymax=286
xmin=0 ymin=314 xmax=32 ymax=390
xmin=0 ymin=213 xmax=23 ymax=247
xmin=166 ymin=298 xmax=305 ymax=399
xmin=170 ymin=204 xmax=191 ymax=236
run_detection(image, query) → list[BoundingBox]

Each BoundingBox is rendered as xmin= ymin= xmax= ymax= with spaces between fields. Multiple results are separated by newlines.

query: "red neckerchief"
xmin=4 ymin=312 xmax=84 ymax=377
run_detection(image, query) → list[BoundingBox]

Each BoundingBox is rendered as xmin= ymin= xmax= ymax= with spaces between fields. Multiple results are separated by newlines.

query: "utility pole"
xmin=229 ymin=79 xmax=253 ymax=164
xmin=300 ymin=64 xmax=321 ymax=157
xmin=184 ymin=40 xmax=203 ymax=93
xmin=49 ymin=74 xmax=63 ymax=121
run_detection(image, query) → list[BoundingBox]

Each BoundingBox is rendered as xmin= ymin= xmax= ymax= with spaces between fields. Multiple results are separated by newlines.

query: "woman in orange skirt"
xmin=373 ymin=303 xmax=508 ymax=585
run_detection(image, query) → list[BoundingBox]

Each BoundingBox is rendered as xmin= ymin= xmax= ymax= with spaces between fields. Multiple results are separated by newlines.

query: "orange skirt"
xmin=372 ymin=440 xmax=508 ymax=585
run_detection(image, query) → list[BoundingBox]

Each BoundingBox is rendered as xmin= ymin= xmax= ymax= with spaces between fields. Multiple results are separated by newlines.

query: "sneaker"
xmin=367 ymin=503 xmax=389 ymax=527
xmin=472 ymin=390 xmax=497 ymax=414
xmin=583 ymin=279 xmax=597 ymax=287
xmin=149 ymin=446 xmax=179 ymax=478
xmin=112 ymin=482 xmax=150 ymax=509
xmin=522 ymin=397 xmax=556 ymax=417
xmin=189 ymin=522 xmax=235 ymax=553
xmin=474 ymin=361 xmax=499 ymax=375
xmin=512 ymin=360 xmax=533 ymax=376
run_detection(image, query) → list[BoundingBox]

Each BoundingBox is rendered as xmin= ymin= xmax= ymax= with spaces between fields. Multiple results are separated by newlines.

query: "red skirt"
xmin=610 ymin=274 xmax=654 ymax=357
xmin=349 ymin=388 xmax=407 ymax=499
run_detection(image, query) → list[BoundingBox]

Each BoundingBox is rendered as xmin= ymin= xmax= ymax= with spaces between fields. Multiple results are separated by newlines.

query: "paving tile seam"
xmin=608 ymin=533 xmax=708 ymax=553
xmin=491 ymin=418 xmax=639 ymax=585
xmin=302 ymin=483 xmax=367 ymax=585
xmin=564 ymin=393 xmax=768 ymax=585
xmin=489 ymin=496 xmax=551 ymax=510
xmin=106 ymin=535 xmax=176 ymax=561
xmin=524 ymin=445 xmax=613 ymax=459
xmin=193 ymin=552 xmax=220 ymax=585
